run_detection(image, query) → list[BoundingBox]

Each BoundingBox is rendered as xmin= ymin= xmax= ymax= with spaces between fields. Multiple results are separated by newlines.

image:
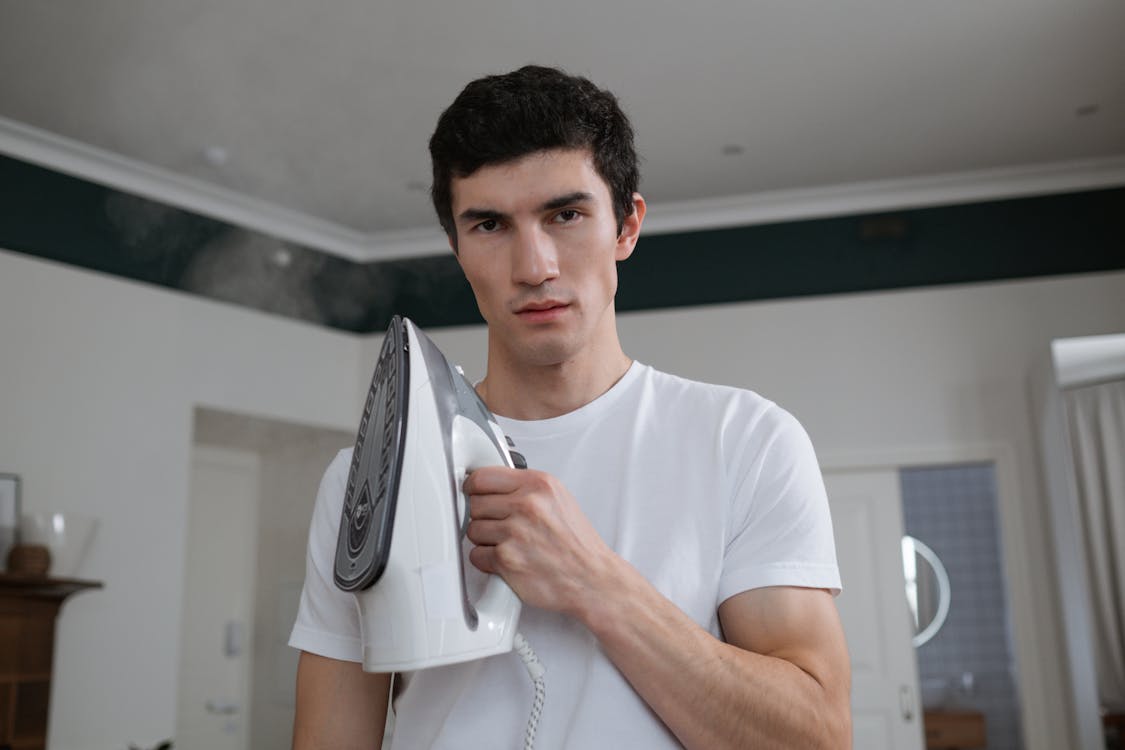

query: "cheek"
xmin=468 ymin=275 xmax=500 ymax=311
xmin=462 ymin=261 xmax=517 ymax=323
xmin=459 ymin=254 xmax=502 ymax=295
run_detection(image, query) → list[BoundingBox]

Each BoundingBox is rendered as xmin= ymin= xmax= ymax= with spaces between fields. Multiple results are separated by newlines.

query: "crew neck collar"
xmin=494 ymin=360 xmax=646 ymax=439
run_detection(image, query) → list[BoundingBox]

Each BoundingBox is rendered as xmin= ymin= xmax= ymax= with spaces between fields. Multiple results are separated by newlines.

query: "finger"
xmin=468 ymin=544 xmax=498 ymax=575
xmin=463 ymin=465 xmax=526 ymax=495
xmin=466 ymin=518 xmax=506 ymax=545
xmin=468 ymin=491 xmax=514 ymax=520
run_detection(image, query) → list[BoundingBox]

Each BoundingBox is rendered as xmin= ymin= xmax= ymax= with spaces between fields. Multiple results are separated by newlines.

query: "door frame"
xmin=819 ymin=441 xmax=1050 ymax=750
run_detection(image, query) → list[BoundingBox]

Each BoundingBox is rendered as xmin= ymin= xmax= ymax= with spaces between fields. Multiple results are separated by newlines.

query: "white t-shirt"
xmin=290 ymin=362 xmax=841 ymax=749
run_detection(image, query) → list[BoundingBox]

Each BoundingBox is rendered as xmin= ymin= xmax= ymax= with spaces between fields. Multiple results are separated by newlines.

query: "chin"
xmin=514 ymin=335 xmax=581 ymax=368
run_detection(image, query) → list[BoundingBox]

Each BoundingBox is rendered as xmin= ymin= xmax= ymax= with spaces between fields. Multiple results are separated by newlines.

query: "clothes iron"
xmin=334 ymin=315 xmax=527 ymax=673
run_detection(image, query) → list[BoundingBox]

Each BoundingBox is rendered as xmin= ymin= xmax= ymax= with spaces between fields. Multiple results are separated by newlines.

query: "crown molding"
xmin=4 ymin=116 xmax=1125 ymax=263
xmin=640 ymin=155 xmax=1125 ymax=235
xmin=0 ymin=116 xmax=377 ymax=261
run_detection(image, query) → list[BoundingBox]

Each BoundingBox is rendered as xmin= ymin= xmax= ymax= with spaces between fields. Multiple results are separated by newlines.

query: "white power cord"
xmin=513 ymin=632 xmax=546 ymax=750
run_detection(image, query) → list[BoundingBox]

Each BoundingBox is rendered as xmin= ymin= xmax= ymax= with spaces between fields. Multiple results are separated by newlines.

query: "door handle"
xmin=900 ymin=684 xmax=916 ymax=722
xmin=205 ymin=698 xmax=241 ymax=715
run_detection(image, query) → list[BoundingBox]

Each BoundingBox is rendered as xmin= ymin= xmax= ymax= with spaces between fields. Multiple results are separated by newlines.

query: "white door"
xmin=175 ymin=447 xmax=260 ymax=750
xmin=824 ymin=469 xmax=924 ymax=750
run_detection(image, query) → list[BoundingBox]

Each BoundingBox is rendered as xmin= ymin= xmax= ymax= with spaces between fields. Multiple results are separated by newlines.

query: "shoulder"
xmin=311 ymin=448 xmax=355 ymax=522
xmin=325 ymin=447 xmax=353 ymax=480
xmin=636 ymin=366 xmax=817 ymax=481
xmin=638 ymin=365 xmax=798 ymax=436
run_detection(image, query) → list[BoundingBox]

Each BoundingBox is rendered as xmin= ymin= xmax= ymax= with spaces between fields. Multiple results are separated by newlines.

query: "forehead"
xmin=450 ymin=148 xmax=611 ymax=213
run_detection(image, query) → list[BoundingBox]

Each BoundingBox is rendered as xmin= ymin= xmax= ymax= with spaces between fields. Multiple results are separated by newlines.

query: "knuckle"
xmin=527 ymin=471 xmax=553 ymax=493
xmin=494 ymin=543 xmax=520 ymax=571
xmin=510 ymin=493 xmax=531 ymax=515
xmin=505 ymin=521 xmax=528 ymax=545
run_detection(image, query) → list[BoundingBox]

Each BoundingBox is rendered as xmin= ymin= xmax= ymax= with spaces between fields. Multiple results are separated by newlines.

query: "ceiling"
xmin=2 ymin=0 xmax=1124 ymax=264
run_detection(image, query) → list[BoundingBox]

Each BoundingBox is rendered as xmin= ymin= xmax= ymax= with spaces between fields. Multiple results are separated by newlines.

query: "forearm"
xmin=578 ymin=562 xmax=849 ymax=750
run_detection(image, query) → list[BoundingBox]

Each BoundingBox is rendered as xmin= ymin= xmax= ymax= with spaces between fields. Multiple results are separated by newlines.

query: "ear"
xmin=615 ymin=193 xmax=646 ymax=262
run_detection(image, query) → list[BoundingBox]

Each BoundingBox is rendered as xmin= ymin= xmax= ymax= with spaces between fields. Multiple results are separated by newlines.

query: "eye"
xmin=553 ymin=209 xmax=581 ymax=224
xmin=474 ymin=218 xmax=501 ymax=233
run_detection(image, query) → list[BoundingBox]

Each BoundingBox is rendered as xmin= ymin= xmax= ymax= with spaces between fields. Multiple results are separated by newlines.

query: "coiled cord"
xmin=513 ymin=632 xmax=545 ymax=750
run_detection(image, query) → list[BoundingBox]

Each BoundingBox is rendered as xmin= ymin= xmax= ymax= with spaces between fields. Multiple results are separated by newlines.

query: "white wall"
xmin=0 ymin=249 xmax=365 ymax=750
xmin=404 ymin=269 xmax=1125 ymax=750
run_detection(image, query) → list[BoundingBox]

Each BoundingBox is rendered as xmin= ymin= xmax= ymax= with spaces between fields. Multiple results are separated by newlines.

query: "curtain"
xmin=1065 ymin=378 xmax=1125 ymax=713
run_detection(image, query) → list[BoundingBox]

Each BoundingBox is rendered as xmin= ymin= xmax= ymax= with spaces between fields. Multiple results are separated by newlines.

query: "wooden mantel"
xmin=0 ymin=573 xmax=103 ymax=750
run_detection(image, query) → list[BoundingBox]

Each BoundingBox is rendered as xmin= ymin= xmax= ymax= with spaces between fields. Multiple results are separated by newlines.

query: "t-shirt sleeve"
xmin=718 ymin=406 xmax=842 ymax=603
xmin=288 ymin=449 xmax=365 ymax=662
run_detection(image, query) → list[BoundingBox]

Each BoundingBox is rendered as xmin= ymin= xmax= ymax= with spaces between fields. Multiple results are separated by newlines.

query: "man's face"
xmin=449 ymin=148 xmax=643 ymax=370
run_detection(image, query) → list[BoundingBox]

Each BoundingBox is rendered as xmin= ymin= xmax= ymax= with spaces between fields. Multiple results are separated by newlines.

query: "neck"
xmin=477 ymin=335 xmax=632 ymax=421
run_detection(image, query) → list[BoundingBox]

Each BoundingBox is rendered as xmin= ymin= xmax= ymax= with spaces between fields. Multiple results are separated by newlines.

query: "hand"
xmin=463 ymin=466 xmax=616 ymax=617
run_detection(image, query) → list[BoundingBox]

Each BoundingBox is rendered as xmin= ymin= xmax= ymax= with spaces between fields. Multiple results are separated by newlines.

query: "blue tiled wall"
xmin=901 ymin=463 xmax=1024 ymax=750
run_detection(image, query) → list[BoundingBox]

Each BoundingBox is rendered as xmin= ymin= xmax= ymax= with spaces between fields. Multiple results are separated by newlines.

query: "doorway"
xmin=901 ymin=463 xmax=1024 ymax=750
xmin=175 ymin=407 xmax=352 ymax=750
xmin=826 ymin=460 xmax=1025 ymax=750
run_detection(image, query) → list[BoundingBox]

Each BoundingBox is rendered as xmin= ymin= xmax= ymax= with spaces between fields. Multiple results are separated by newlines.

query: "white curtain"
xmin=1065 ymin=378 xmax=1125 ymax=713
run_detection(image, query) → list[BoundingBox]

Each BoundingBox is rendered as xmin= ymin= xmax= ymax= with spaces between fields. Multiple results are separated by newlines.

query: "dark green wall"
xmin=3 ymin=155 xmax=1123 ymax=333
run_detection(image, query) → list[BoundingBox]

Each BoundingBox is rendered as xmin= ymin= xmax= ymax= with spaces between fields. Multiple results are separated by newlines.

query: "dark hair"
xmin=429 ymin=65 xmax=640 ymax=244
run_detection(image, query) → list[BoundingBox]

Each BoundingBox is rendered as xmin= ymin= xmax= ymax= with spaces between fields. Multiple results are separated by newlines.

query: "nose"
xmin=511 ymin=225 xmax=559 ymax=287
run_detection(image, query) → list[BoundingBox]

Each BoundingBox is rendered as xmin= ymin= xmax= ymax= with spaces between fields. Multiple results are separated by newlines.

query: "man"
xmin=290 ymin=65 xmax=850 ymax=749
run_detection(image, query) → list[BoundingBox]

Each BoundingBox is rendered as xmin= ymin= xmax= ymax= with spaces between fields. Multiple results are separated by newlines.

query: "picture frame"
xmin=0 ymin=473 xmax=20 ymax=571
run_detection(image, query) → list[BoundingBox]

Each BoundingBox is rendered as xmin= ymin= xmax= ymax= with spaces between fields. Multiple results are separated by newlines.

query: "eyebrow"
xmin=457 ymin=207 xmax=505 ymax=224
xmin=540 ymin=191 xmax=594 ymax=212
xmin=456 ymin=191 xmax=596 ymax=224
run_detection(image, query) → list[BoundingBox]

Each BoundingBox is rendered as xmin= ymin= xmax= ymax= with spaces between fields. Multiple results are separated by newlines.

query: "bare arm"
xmin=292 ymin=651 xmax=391 ymax=750
xmin=585 ymin=574 xmax=851 ymax=749
xmin=466 ymin=467 xmax=852 ymax=749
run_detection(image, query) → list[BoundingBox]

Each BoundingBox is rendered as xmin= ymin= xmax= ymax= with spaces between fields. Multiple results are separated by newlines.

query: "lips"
xmin=516 ymin=300 xmax=567 ymax=313
xmin=514 ymin=300 xmax=570 ymax=322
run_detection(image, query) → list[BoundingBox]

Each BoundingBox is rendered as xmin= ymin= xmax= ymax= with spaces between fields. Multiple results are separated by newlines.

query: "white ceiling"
xmin=2 ymin=0 xmax=1124 ymax=261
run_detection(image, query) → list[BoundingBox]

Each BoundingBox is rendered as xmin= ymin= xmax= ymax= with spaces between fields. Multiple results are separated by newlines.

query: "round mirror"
xmin=901 ymin=535 xmax=951 ymax=647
